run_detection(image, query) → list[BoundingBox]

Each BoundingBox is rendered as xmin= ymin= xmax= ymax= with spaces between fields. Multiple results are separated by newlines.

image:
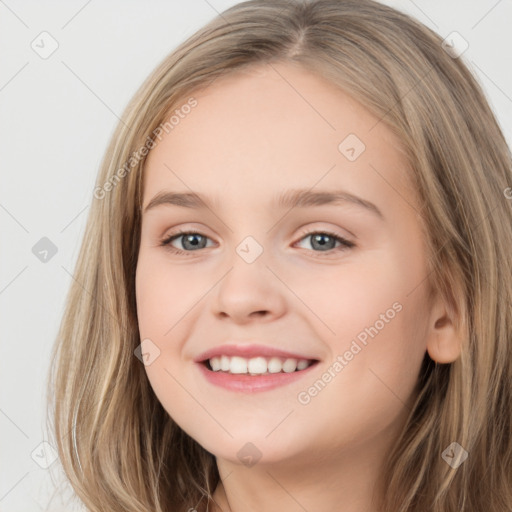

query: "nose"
xmin=211 ymin=251 xmax=287 ymax=324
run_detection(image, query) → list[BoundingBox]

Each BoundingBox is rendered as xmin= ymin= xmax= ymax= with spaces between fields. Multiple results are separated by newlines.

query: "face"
xmin=135 ymin=61 xmax=435 ymax=468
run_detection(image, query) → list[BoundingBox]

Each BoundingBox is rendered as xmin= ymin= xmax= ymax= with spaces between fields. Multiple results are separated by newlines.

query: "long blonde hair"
xmin=47 ymin=1 xmax=512 ymax=510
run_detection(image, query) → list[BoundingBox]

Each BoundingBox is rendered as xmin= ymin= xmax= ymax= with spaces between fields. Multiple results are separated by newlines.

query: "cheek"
xmin=134 ymin=254 xmax=199 ymax=423
xmin=284 ymin=248 xmax=405 ymax=344
xmin=299 ymin=248 xmax=428 ymax=400
xmin=135 ymin=251 xmax=209 ymax=337
xmin=294 ymin=303 xmax=427 ymax=453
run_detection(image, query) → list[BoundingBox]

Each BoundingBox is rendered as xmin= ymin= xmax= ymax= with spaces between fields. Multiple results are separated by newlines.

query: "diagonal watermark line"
xmin=368 ymin=163 xmax=422 ymax=215
xmin=54 ymin=274 xmax=231 ymax=456
xmin=267 ymin=62 xmax=336 ymax=131
xmin=60 ymin=204 xmax=89 ymax=233
xmin=164 ymin=268 xmax=234 ymax=336
xmin=163 ymin=163 xmax=232 ymax=232
xmin=0 ymin=0 xmax=29 ymax=28
xmin=0 ymin=62 xmax=29 ymax=92
xmin=208 ymin=469 xmax=234 ymax=511
xmin=200 ymin=0 xmax=229 ymax=22
xmin=405 ymin=269 xmax=433 ymax=298
xmin=408 ymin=0 xmax=439 ymax=28
xmin=454 ymin=201 xmax=512 ymax=309
xmin=265 ymin=409 xmax=295 ymax=438
xmin=265 ymin=471 xmax=310 ymax=511
xmin=266 ymin=163 xmax=337 ymax=234
xmin=57 ymin=384 xmax=122 ymax=448
xmin=219 ymin=469 xmax=234 ymax=482
xmin=265 ymin=265 xmax=336 ymax=335
xmin=28 ymin=495 xmax=45 ymax=512
xmin=405 ymin=199 xmax=500 ymax=299
xmin=0 ymin=266 xmax=28 ymax=296
xmin=0 ymin=472 xmax=29 ymax=502
xmin=0 ymin=408 xmax=29 ymax=439
xmin=163 ymin=367 xmax=233 ymax=437
xmin=369 ymin=65 xmax=434 ymax=131
xmin=368 ymin=367 xmax=412 ymax=412
xmin=0 ymin=203 xmax=29 ymax=233
xmin=471 ymin=0 xmax=503 ymax=30
xmin=60 ymin=265 xmax=129 ymax=335
xmin=61 ymin=61 xmax=129 ymax=128
xmin=471 ymin=61 xmax=512 ymax=106
xmin=61 ymin=0 xmax=93 ymax=29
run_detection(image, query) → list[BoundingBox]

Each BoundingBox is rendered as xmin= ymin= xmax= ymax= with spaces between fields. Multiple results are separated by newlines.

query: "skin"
xmin=135 ymin=61 xmax=462 ymax=512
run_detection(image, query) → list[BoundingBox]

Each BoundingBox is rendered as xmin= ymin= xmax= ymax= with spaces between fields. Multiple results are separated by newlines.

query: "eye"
xmin=160 ymin=229 xmax=214 ymax=255
xmin=160 ymin=228 xmax=355 ymax=256
xmin=293 ymin=228 xmax=355 ymax=256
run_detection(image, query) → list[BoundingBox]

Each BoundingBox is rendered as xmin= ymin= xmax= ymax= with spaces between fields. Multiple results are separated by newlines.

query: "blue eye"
xmin=160 ymin=228 xmax=355 ymax=257
xmin=160 ymin=230 xmax=212 ymax=254
xmin=294 ymin=230 xmax=355 ymax=254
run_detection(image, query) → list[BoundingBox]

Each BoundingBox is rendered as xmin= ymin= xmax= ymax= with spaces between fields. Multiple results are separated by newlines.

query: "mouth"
xmin=196 ymin=355 xmax=320 ymax=393
xmin=194 ymin=343 xmax=321 ymax=392
xmin=201 ymin=355 xmax=319 ymax=375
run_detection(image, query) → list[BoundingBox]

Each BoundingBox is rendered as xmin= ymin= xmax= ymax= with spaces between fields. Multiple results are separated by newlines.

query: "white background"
xmin=1 ymin=1 xmax=511 ymax=510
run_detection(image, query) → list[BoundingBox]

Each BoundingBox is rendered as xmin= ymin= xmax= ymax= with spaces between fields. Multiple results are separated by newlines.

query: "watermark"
xmin=338 ymin=133 xmax=366 ymax=161
xmin=297 ymin=301 xmax=403 ymax=405
xmin=504 ymin=187 xmax=512 ymax=200
xmin=441 ymin=441 xmax=468 ymax=469
xmin=93 ymin=97 xmax=198 ymax=200
xmin=134 ymin=338 xmax=161 ymax=366
xmin=31 ymin=31 xmax=59 ymax=59
xmin=237 ymin=442 xmax=262 ymax=467
xmin=31 ymin=441 xmax=58 ymax=469
xmin=32 ymin=236 xmax=58 ymax=263
xmin=236 ymin=235 xmax=264 ymax=263
xmin=441 ymin=31 xmax=469 ymax=59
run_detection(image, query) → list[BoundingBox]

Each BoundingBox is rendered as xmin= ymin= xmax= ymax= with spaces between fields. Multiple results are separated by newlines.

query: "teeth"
xmin=282 ymin=358 xmax=298 ymax=373
xmin=248 ymin=356 xmax=267 ymax=374
xmin=268 ymin=357 xmax=283 ymax=373
xmin=207 ymin=355 xmax=313 ymax=375
xmin=230 ymin=356 xmax=247 ymax=374
xmin=297 ymin=359 xmax=309 ymax=370
xmin=210 ymin=356 xmax=222 ymax=371
xmin=220 ymin=355 xmax=230 ymax=372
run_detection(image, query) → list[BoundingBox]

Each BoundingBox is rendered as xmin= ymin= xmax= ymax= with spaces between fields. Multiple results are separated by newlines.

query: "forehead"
xmin=142 ymin=61 xmax=413 ymax=212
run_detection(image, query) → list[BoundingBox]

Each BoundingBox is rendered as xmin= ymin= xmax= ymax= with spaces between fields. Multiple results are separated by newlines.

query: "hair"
xmin=46 ymin=0 xmax=512 ymax=510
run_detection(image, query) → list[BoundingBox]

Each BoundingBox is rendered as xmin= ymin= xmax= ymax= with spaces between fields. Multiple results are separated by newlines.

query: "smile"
xmin=206 ymin=355 xmax=315 ymax=375
xmin=197 ymin=356 xmax=320 ymax=393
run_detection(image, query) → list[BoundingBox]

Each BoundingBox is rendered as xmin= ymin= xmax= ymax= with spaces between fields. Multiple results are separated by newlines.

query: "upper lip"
xmin=194 ymin=343 xmax=320 ymax=363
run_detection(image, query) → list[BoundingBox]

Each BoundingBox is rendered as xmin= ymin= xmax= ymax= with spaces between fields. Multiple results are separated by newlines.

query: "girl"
xmin=47 ymin=1 xmax=512 ymax=511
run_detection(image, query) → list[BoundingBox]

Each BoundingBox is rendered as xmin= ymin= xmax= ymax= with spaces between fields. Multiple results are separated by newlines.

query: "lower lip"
xmin=196 ymin=361 xmax=319 ymax=393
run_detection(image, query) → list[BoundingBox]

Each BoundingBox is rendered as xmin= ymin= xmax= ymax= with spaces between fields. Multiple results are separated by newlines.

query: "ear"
xmin=425 ymin=291 xmax=463 ymax=364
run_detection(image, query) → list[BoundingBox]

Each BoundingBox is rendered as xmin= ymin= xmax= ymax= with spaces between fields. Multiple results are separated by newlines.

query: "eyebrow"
xmin=143 ymin=188 xmax=384 ymax=220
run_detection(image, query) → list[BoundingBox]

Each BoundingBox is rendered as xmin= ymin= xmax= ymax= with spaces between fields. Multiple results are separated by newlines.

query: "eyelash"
xmin=159 ymin=228 xmax=355 ymax=257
